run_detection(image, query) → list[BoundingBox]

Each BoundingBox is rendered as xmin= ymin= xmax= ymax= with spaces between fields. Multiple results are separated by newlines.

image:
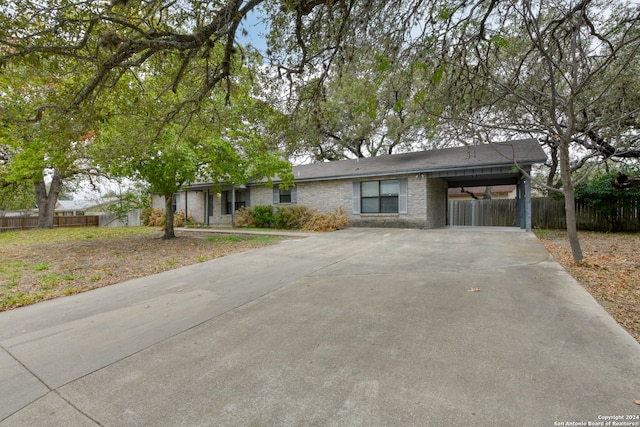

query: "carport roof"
xmin=286 ymin=139 xmax=547 ymax=183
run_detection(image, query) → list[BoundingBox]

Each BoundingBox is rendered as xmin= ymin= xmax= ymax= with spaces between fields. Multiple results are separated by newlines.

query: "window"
xmin=361 ymin=180 xmax=400 ymax=213
xmin=172 ymin=194 xmax=179 ymax=213
xmin=279 ymin=188 xmax=292 ymax=204
xmin=273 ymin=187 xmax=297 ymax=204
xmin=353 ymin=179 xmax=407 ymax=214
xmin=222 ymin=190 xmax=247 ymax=214
xmin=207 ymin=193 xmax=214 ymax=217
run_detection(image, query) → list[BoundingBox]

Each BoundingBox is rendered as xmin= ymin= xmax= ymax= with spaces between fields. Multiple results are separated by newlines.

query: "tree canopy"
xmin=401 ymin=0 xmax=640 ymax=262
xmin=0 ymin=51 xmax=99 ymax=227
xmin=2 ymin=0 xmax=640 ymax=257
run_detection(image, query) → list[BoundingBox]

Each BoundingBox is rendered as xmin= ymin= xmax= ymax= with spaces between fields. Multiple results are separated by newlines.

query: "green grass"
xmin=207 ymin=235 xmax=243 ymax=243
xmin=0 ymin=290 xmax=46 ymax=310
xmin=33 ymin=263 xmax=51 ymax=272
xmin=206 ymin=235 xmax=278 ymax=244
xmin=165 ymin=259 xmax=179 ymax=267
xmin=0 ymin=226 xmax=159 ymax=246
xmin=0 ymin=261 xmax=25 ymax=287
xmin=38 ymin=273 xmax=76 ymax=288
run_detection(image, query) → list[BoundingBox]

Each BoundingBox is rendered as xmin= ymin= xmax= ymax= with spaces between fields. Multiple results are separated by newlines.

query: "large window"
xmin=361 ymin=180 xmax=400 ymax=213
xmin=222 ymin=190 xmax=247 ymax=214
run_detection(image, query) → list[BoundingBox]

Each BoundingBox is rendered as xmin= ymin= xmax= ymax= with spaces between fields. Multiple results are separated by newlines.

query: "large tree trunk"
xmin=163 ymin=194 xmax=176 ymax=239
xmin=558 ymin=142 xmax=583 ymax=263
xmin=34 ymin=170 xmax=65 ymax=229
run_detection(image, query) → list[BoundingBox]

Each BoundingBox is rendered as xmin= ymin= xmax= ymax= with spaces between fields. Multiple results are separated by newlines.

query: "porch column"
xmin=205 ymin=189 xmax=210 ymax=226
xmin=184 ymin=192 xmax=188 ymax=223
xmin=231 ymin=185 xmax=236 ymax=225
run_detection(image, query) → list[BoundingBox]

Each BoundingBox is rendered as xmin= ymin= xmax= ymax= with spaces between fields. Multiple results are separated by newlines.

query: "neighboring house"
xmin=54 ymin=198 xmax=118 ymax=216
xmin=153 ymin=139 xmax=547 ymax=231
xmin=448 ymin=185 xmax=517 ymax=200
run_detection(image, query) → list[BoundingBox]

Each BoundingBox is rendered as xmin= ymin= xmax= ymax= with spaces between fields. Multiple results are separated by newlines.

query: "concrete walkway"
xmin=1 ymin=228 xmax=639 ymax=426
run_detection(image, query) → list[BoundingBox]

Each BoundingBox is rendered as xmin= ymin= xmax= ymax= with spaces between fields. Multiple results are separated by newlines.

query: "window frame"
xmin=360 ymin=179 xmax=400 ymax=214
xmin=273 ymin=186 xmax=297 ymax=205
xmin=222 ymin=190 xmax=247 ymax=215
xmin=353 ymin=178 xmax=407 ymax=215
xmin=279 ymin=188 xmax=292 ymax=204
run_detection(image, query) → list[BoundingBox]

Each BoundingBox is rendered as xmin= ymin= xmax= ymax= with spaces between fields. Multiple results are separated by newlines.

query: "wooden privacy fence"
xmin=0 ymin=215 xmax=100 ymax=232
xmin=449 ymin=197 xmax=640 ymax=231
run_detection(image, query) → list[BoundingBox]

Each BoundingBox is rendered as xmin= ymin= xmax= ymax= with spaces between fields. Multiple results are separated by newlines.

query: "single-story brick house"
xmin=152 ymin=139 xmax=547 ymax=231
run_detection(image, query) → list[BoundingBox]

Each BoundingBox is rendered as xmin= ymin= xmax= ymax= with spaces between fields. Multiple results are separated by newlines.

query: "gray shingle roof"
xmin=288 ymin=139 xmax=547 ymax=182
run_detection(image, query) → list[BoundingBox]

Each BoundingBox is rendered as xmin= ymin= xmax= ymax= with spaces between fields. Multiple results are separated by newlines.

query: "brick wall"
xmin=152 ymin=195 xmax=164 ymax=211
xmin=184 ymin=191 xmax=206 ymax=223
xmin=153 ymin=174 xmax=447 ymax=229
xmin=426 ymin=177 xmax=448 ymax=228
xmin=250 ymin=185 xmax=274 ymax=206
xmin=263 ymin=175 xmax=433 ymax=229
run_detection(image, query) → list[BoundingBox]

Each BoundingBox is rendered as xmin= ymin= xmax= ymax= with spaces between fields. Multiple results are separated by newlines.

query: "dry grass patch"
xmin=536 ymin=230 xmax=640 ymax=343
xmin=0 ymin=227 xmax=286 ymax=311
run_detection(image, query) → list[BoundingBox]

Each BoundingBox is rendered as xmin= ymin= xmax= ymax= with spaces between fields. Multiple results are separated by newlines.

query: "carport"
xmin=422 ymin=140 xmax=546 ymax=232
xmin=431 ymin=165 xmax=533 ymax=231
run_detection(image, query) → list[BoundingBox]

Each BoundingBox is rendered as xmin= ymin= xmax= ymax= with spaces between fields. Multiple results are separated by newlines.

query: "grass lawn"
xmin=0 ymin=227 xmax=285 ymax=311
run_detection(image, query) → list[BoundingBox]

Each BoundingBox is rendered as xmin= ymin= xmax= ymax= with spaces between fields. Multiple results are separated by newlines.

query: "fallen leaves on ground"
xmin=537 ymin=230 xmax=640 ymax=344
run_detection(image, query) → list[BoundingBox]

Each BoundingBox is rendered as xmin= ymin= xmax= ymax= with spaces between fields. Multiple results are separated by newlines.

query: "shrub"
xmin=173 ymin=210 xmax=186 ymax=227
xmin=275 ymin=205 xmax=315 ymax=229
xmin=143 ymin=208 xmax=192 ymax=228
xmin=574 ymin=171 xmax=640 ymax=231
xmin=234 ymin=205 xmax=348 ymax=231
xmin=251 ymin=205 xmax=276 ymax=228
xmin=302 ymin=207 xmax=349 ymax=232
xmin=234 ymin=206 xmax=256 ymax=227
xmin=141 ymin=207 xmax=154 ymax=226
xmin=146 ymin=208 xmax=165 ymax=227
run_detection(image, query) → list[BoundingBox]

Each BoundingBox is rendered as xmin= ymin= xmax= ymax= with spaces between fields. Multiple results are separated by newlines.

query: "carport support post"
xmin=516 ymin=182 xmax=524 ymax=229
xmin=525 ymin=174 xmax=532 ymax=232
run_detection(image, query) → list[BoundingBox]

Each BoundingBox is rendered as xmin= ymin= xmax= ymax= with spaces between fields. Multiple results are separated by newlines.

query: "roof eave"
xmin=275 ymin=160 xmax=544 ymax=185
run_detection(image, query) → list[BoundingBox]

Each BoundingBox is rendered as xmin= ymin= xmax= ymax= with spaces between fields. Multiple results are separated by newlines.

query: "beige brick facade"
xmin=150 ymin=140 xmax=544 ymax=231
xmin=250 ymin=175 xmax=435 ymax=229
xmin=151 ymin=174 xmax=450 ymax=229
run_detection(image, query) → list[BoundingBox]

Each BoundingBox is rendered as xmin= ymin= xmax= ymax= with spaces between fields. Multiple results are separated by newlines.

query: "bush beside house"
xmin=235 ymin=205 xmax=348 ymax=232
xmin=144 ymin=209 xmax=193 ymax=228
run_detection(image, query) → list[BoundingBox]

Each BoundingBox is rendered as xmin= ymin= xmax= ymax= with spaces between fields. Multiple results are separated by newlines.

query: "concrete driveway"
xmin=1 ymin=228 xmax=639 ymax=426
